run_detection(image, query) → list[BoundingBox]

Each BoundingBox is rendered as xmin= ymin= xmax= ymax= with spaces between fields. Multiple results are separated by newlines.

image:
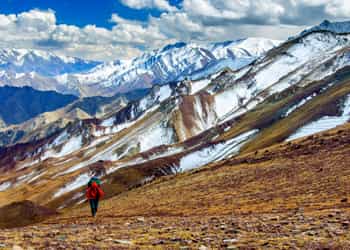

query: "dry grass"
xmin=1 ymin=122 xmax=347 ymax=248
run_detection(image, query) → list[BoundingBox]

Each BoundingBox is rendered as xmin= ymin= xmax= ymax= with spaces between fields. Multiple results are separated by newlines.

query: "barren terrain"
xmin=1 ymin=123 xmax=350 ymax=249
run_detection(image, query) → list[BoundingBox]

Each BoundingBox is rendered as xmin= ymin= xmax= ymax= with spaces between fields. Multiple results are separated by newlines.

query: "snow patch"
xmin=214 ymin=83 xmax=251 ymax=119
xmin=287 ymin=116 xmax=349 ymax=141
xmin=17 ymin=159 xmax=40 ymax=170
xmin=139 ymin=122 xmax=175 ymax=152
xmin=179 ymin=129 xmax=258 ymax=172
xmin=53 ymin=173 xmax=90 ymax=198
xmin=27 ymin=171 xmax=47 ymax=184
xmin=76 ymin=198 xmax=87 ymax=205
xmin=158 ymin=85 xmax=172 ymax=102
xmin=0 ymin=181 xmax=11 ymax=192
xmin=42 ymin=135 xmax=83 ymax=159
xmin=190 ymin=78 xmax=211 ymax=94
xmin=284 ymin=93 xmax=317 ymax=117
xmin=15 ymin=72 xmax=25 ymax=79
xmin=101 ymin=117 xmax=115 ymax=127
xmin=287 ymin=94 xmax=350 ymax=141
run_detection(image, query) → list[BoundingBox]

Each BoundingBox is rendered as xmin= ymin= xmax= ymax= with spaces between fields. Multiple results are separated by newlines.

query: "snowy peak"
xmin=59 ymin=37 xmax=280 ymax=96
xmin=0 ymin=38 xmax=279 ymax=97
xmin=208 ymin=38 xmax=281 ymax=59
xmin=0 ymin=48 xmax=100 ymax=77
xmin=301 ymin=20 xmax=350 ymax=37
xmin=161 ymin=42 xmax=187 ymax=52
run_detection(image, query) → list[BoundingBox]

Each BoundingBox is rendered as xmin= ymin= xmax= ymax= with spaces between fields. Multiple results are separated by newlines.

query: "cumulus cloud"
xmin=0 ymin=1 xmax=349 ymax=61
xmin=183 ymin=0 xmax=285 ymax=25
xmin=120 ymin=0 xmax=177 ymax=11
xmin=0 ymin=9 xmax=151 ymax=60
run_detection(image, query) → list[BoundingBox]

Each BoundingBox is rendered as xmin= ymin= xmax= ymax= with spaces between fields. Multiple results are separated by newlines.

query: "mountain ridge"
xmin=0 ymin=38 xmax=281 ymax=97
xmin=301 ymin=19 xmax=350 ymax=36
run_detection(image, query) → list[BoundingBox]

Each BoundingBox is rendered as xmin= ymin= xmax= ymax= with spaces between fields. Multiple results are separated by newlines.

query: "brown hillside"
xmin=0 ymin=200 xmax=57 ymax=229
xmin=1 ymin=123 xmax=350 ymax=249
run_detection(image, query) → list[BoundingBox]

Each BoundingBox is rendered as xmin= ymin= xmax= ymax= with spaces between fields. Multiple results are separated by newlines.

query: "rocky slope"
xmin=0 ymin=88 xmax=149 ymax=147
xmin=1 ymin=122 xmax=350 ymax=249
xmin=0 ymin=38 xmax=279 ymax=131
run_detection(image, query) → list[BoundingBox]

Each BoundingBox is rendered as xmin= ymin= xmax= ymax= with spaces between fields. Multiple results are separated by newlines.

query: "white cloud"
xmin=120 ymin=0 xmax=177 ymax=11
xmin=325 ymin=0 xmax=350 ymax=18
xmin=0 ymin=10 xmax=152 ymax=61
xmin=183 ymin=0 xmax=285 ymax=24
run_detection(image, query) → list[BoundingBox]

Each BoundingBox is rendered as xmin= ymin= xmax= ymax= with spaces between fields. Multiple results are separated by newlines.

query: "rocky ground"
xmin=1 ymin=209 xmax=350 ymax=249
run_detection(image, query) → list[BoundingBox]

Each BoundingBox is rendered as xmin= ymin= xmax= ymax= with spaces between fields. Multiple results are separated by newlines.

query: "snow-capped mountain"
xmin=301 ymin=20 xmax=350 ymax=36
xmin=0 ymin=48 xmax=100 ymax=96
xmin=0 ymin=38 xmax=280 ymax=97
xmin=0 ymin=38 xmax=279 ymax=130
xmin=56 ymin=38 xmax=281 ymax=96
xmin=0 ymin=48 xmax=99 ymax=76
xmin=1 ymin=20 xmax=350 ymax=211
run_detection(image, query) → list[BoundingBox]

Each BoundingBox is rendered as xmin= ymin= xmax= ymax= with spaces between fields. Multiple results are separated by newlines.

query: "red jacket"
xmin=86 ymin=182 xmax=104 ymax=200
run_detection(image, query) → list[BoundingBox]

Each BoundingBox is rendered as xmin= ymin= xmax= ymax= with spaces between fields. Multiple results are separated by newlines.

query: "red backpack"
xmin=86 ymin=181 xmax=104 ymax=199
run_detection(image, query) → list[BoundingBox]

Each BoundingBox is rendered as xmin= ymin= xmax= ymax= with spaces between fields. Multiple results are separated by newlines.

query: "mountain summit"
xmin=301 ymin=20 xmax=350 ymax=36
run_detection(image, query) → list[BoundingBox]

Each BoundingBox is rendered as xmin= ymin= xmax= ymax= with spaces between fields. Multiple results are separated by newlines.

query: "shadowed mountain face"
xmin=0 ymin=86 xmax=77 ymax=125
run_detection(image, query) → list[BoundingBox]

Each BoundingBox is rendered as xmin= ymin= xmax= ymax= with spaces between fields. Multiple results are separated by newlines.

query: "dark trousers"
xmin=89 ymin=199 xmax=99 ymax=217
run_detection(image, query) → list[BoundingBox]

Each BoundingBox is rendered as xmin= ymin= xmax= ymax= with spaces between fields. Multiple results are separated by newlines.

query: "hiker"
xmin=86 ymin=175 xmax=104 ymax=217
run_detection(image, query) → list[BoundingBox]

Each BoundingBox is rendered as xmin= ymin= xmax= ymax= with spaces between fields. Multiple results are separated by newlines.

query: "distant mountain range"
xmin=0 ymin=38 xmax=280 ymax=97
xmin=0 ymin=37 xmax=280 ymax=128
xmin=0 ymin=48 xmax=99 ymax=77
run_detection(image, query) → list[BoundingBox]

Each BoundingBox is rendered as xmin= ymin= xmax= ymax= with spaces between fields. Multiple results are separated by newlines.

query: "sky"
xmin=0 ymin=0 xmax=349 ymax=61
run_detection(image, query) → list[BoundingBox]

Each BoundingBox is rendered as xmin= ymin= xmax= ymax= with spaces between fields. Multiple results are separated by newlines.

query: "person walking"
xmin=86 ymin=175 xmax=104 ymax=217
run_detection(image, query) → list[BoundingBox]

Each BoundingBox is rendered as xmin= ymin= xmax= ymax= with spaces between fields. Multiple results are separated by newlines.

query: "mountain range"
xmin=0 ymin=38 xmax=280 ymax=97
xmin=0 ymin=21 xmax=350 ymax=247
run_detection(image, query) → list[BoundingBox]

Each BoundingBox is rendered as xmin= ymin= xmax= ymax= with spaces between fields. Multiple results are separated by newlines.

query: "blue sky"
xmin=0 ymin=0 xmax=182 ymax=28
xmin=0 ymin=0 xmax=348 ymax=61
